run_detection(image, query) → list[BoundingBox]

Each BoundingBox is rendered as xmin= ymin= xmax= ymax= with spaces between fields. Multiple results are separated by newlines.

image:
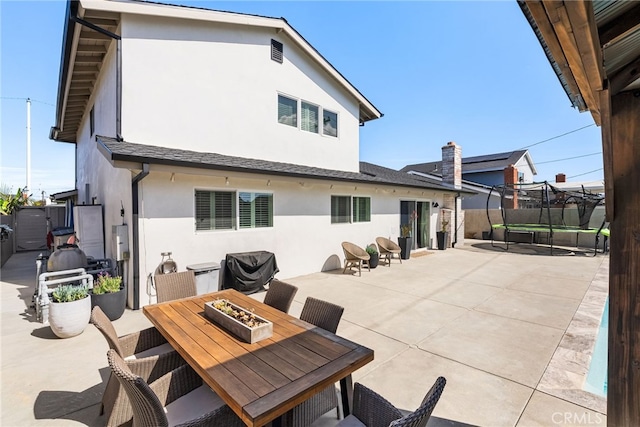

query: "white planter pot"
xmin=49 ymin=296 xmax=91 ymax=338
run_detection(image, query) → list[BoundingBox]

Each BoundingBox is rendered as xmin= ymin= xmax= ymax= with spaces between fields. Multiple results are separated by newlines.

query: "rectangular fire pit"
xmin=204 ymin=299 xmax=273 ymax=344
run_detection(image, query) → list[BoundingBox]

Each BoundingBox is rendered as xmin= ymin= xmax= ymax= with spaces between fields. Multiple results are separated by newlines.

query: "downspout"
xmin=131 ymin=164 xmax=149 ymax=310
xmin=452 ymin=192 xmax=460 ymax=247
xmin=69 ymin=15 xmax=123 ymax=140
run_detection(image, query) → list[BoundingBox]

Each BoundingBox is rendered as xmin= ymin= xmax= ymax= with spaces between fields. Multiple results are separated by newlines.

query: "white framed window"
xmin=195 ymin=190 xmax=236 ymax=231
xmin=277 ymin=94 xmax=338 ymax=137
xmin=331 ymin=195 xmax=351 ymax=224
xmin=323 ymin=109 xmax=338 ymax=137
xmin=278 ymin=94 xmax=297 ymax=127
xmin=301 ymin=101 xmax=319 ymax=133
xmin=239 ymin=192 xmax=273 ymax=229
xmin=196 ymin=190 xmax=274 ymax=231
xmin=352 ymin=197 xmax=371 ymax=222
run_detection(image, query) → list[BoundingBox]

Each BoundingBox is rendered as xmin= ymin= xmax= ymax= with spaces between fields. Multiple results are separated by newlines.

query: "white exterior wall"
xmin=515 ymin=157 xmax=536 ymax=183
xmin=75 ymin=41 xmax=136 ymax=305
xmin=134 ymin=170 xmax=441 ymax=306
xmin=119 ymin=15 xmax=361 ymax=172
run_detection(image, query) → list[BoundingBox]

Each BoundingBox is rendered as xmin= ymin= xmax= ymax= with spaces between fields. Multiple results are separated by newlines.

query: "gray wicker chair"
xmin=342 ymin=242 xmax=370 ymax=276
xmin=90 ymin=306 xmax=185 ymax=427
xmin=336 ymin=377 xmax=447 ymax=427
xmin=263 ymin=279 xmax=298 ymax=313
xmin=154 ymin=271 xmax=197 ymax=303
xmin=376 ymin=237 xmax=403 ymax=266
xmin=282 ymin=297 xmax=345 ymax=427
xmin=106 ymin=349 xmax=244 ymax=427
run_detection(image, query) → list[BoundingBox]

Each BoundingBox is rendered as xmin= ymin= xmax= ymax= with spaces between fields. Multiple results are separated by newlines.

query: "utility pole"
xmin=26 ymin=98 xmax=31 ymax=193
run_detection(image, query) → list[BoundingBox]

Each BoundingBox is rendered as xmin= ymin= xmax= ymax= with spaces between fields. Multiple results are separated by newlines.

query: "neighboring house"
xmin=50 ymin=0 xmax=470 ymax=308
xmin=401 ymin=150 xmax=537 ymax=186
xmin=401 ymin=149 xmax=537 ymax=209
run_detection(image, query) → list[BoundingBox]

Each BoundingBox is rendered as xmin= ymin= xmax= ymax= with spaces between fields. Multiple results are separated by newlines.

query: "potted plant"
xmin=91 ymin=272 xmax=126 ymax=321
xmin=398 ymin=210 xmax=417 ymax=259
xmin=365 ymin=244 xmax=379 ymax=268
xmin=437 ymin=212 xmax=449 ymax=250
xmin=49 ymin=284 xmax=91 ymax=338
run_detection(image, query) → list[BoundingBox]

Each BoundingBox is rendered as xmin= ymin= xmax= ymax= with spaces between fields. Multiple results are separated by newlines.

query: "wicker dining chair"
xmin=336 ymin=376 xmax=447 ymax=427
xmin=263 ymin=279 xmax=298 ymax=313
xmin=341 ymin=242 xmax=370 ymax=276
xmin=282 ymin=297 xmax=345 ymax=427
xmin=376 ymin=237 xmax=403 ymax=266
xmin=90 ymin=306 xmax=185 ymax=427
xmin=106 ymin=349 xmax=244 ymax=427
xmin=154 ymin=271 xmax=197 ymax=303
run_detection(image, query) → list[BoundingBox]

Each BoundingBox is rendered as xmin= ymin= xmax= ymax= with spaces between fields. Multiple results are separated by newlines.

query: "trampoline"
xmin=487 ymin=181 xmax=608 ymax=256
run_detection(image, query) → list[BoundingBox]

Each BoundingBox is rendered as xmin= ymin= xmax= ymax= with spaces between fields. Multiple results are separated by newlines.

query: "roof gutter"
xmin=131 ymin=164 xmax=149 ymax=310
xmin=50 ymin=0 xmax=78 ymax=142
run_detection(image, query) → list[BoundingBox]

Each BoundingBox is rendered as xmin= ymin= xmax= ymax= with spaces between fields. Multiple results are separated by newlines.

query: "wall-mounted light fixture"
xmin=267 ymin=180 xmax=271 ymax=186
xmin=225 ymin=177 xmax=229 ymax=186
xmin=170 ymin=173 xmax=175 ymax=182
xmin=432 ymin=202 xmax=439 ymax=208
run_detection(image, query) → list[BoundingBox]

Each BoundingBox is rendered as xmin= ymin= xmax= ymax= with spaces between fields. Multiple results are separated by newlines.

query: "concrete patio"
xmin=1 ymin=240 xmax=608 ymax=426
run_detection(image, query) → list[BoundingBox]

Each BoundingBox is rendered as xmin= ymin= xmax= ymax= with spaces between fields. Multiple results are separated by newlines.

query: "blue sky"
xmin=1 ymin=0 xmax=603 ymax=199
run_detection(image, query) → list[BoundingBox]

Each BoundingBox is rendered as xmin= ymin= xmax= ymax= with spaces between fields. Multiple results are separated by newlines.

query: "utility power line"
xmin=568 ymin=168 xmax=603 ymax=179
xmin=536 ymin=152 xmax=602 ymax=165
xmin=0 ymin=97 xmax=54 ymax=106
xmin=519 ymin=123 xmax=596 ymax=149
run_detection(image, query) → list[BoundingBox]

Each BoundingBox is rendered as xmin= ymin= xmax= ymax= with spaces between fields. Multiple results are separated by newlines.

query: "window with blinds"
xmin=353 ymin=197 xmax=371 ymax=222
xmin=331 ymin=195 xmax=351 ymax=224
xmin=195 ymin=190 xmax=235 ymax=231
xmin=278 ymin=95 xmax=297 ymax=127
xmin=239 ymin=192 xmax=273 ymax=229
xmin=323 ymin=109 xmax=337 ymax=137
xmin=301 ymin=101 xmax=319 ymax=133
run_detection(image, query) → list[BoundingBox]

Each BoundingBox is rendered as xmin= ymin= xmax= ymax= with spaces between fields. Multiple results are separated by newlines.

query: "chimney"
xmin=556 ymin=173 xmax=566 ymax=183
xmin=503 ymin=164 xmax=518 ymax=209
xmin=441 ymin=141 xmax=461 ymax=189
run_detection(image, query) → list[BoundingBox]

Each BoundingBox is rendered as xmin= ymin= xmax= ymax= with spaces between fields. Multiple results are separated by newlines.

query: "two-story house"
xmin=51 ymin=0 xmax=470 ymax=308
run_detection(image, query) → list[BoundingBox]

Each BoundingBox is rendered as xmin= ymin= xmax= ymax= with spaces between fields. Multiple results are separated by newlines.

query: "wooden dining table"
xmin=143 ymin=289 xmax=374 ymax=427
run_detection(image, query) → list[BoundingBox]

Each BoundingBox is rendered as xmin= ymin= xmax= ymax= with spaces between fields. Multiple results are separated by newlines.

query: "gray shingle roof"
xmin=97 ymin=136 xmax=472 ymax=194
xmin=401 ymin=150 xmax=530 ymax=175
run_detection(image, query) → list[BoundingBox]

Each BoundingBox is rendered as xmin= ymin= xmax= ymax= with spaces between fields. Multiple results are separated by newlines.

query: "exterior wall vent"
xmin=271 ymin=39 xmax=283 ymax=63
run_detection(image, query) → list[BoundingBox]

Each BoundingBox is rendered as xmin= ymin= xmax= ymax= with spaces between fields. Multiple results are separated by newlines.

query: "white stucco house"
xmin=50 ymin=0 xmax=471 ymax=308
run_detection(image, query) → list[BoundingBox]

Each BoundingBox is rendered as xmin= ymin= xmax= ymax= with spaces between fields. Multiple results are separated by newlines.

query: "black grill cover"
xmin=223 ymin=251 xmax=279 ymax=294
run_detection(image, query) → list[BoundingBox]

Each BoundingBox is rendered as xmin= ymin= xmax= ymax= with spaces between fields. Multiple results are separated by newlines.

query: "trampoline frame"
xmin=486 ymin=181 xmax=608 ymax=256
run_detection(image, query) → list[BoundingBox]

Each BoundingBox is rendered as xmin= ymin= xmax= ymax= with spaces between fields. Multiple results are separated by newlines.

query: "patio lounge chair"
xmin=263 ymin=279 xmax=298 ymax=313
xmin=282 ymin=297 xmax=345 ymax=427
xmin=90 ymin=306 xmax=185 ymax=427
xmin=376 ymin=237 xmax=403 ymax=266
xmin=154 ymin=270 xmax=197 ymax=303
xmin=336 ymin=376 xmax=446 ymax=427
xmin=106 ymin=349 xmax=244 ymax=427
xmin=342 ymin=242 xmax=370 ymax=276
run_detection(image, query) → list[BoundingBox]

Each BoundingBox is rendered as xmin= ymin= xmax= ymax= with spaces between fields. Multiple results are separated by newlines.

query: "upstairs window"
xmin=90 ymin=106 xmax=95 ymax=136
xmin=271 ymin=39 xmax=283 ymax=63
xmin=277 ymin=94 xmax=338 ymax=137
xmin=278 ymin=95 xmax=297 ymax=127
xmin=239 ymin=192 xmax=273 ymax=229
xmin=323 ymin=110 xmax=338 ymax=137
xmin=301 ymin=101 xmax=319 ymax=133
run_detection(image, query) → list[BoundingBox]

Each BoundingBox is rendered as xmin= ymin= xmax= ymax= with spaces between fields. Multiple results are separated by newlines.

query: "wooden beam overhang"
xmin=598 ymin=3 xmax=640 ymax=46
xmin=541 ymin=0 xmax=603 ymax=124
